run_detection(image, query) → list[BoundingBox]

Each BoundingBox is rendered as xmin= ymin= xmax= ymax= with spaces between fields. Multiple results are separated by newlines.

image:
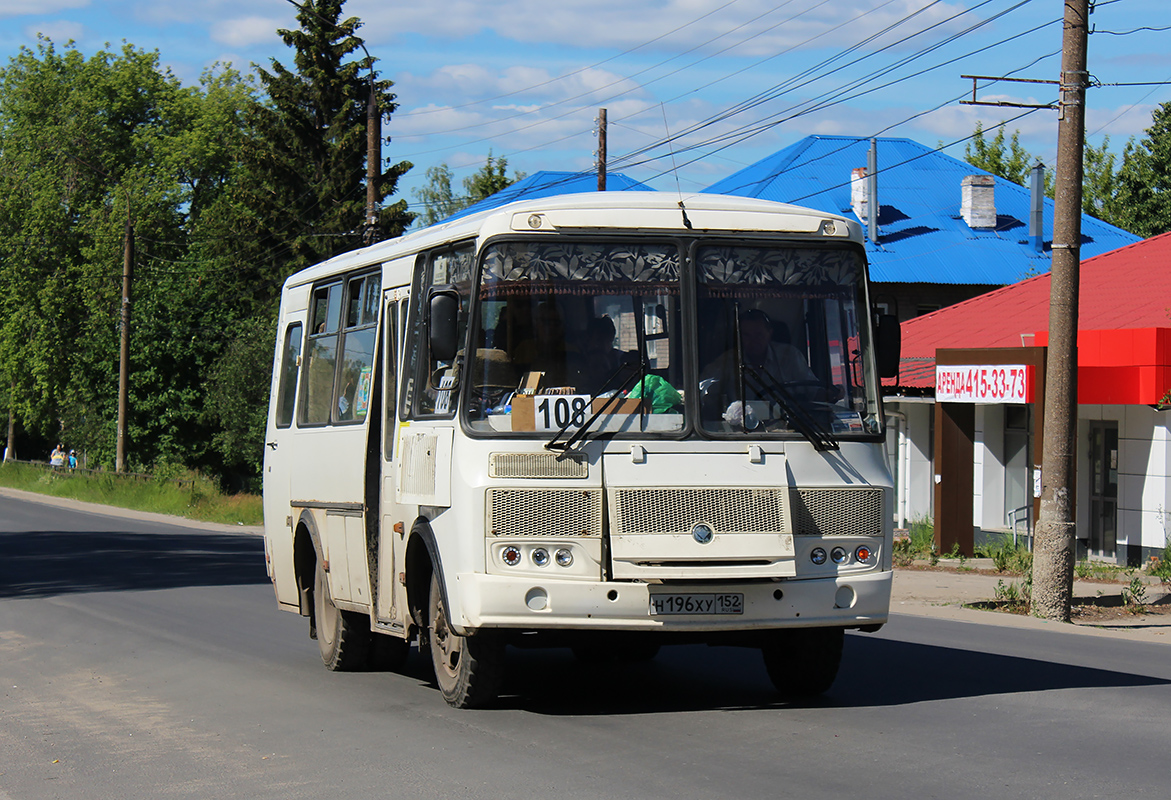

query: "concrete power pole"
xmin=115 ymin=208 xmax=134 ymax=473
xmin=363 ymin=74 xmax=380 ymax=247
xmin=1033 ymin=0 xmax=1090 ymax=622
xmin=597 ymin=108 xmax=607 ymax=191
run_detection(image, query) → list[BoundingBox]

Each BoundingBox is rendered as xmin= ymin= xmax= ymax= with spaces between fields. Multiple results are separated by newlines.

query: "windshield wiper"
xmin=742 ymin=365 xmax=839 ymax=451
xmin=545 ymin=360 xmax=641 ymax=453
xmin=729 ymin=306 xmax=837 ymax=450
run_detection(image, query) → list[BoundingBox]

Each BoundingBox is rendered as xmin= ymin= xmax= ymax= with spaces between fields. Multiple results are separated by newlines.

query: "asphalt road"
xmin=1 ymin=491 xmax=1169 ymax=800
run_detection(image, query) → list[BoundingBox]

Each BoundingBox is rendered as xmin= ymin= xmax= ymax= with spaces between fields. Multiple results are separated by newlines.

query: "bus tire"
xmin=760 ymin=627 xmax=844 ymax=698
xmin=428 ymin=573 xmax=504 ymax=708
xmin=314 ymin=560 xmax=370 ymax=671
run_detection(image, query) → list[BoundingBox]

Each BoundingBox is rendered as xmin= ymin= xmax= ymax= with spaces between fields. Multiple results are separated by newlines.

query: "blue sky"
xmin=2 ymin=0 xmax=1168 ymax=217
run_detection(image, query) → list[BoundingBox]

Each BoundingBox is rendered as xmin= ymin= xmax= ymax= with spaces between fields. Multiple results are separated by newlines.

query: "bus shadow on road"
xmin=489 ymin=634 xmax=1171 ymax=715
xmin=0 ymin=528 xmax=267 ymax=598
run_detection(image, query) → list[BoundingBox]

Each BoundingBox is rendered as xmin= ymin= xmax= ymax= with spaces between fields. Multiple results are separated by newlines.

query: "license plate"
xmin=649 ymin=593 xmax=743 ymax=616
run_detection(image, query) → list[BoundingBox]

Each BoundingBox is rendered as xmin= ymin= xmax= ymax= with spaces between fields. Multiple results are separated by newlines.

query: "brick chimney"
xmin=851 ymin=167 xmax=869 ymax=222
xmin=961 ymin=175 xmax=996 ymax=229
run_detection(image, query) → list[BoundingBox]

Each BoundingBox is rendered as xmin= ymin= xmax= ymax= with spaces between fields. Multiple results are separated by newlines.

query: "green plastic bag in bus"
xmin=626 ymin=374 xmax=683 ymax=413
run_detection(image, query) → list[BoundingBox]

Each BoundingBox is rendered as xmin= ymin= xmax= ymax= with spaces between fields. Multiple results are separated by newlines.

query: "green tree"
xmin=414 ymin=151 xmax=525 ymax=227
xmin=238 ymin=0 xmax=412 ymax=285
xmin=0 ymin=40 xmax=259 ymax=479
xmin=965 ymin=121 xmax=1036 ymax=186
xmin=1081 ymin=136 xmax=1118 ymax=222
xmin=1107 ymin=101 xmax=1171 ymax=237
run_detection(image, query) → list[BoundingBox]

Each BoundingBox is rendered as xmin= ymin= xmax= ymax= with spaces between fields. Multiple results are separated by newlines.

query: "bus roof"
xmin=283 ymin=191 xmax=862 ymax=289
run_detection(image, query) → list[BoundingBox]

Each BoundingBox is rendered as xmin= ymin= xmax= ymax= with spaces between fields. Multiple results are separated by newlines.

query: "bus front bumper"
xmin=450 ymin=570 xmax=891 ymax=634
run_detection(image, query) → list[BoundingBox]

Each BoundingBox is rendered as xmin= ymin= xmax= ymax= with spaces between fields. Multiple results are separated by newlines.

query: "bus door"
xmin=263 ymin=303 xmax=307 ymax=608
xmin=375 ymin=293 xmax=408 ymax=624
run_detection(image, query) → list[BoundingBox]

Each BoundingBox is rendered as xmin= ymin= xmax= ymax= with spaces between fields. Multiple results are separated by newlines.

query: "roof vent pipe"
xmin=1029 ymin=160 xmax=1045 ymax=252
xmin=961 ymin=174 xmax=996 ymax=229
xmin=867 ymin=138 xmax=879 ymax=243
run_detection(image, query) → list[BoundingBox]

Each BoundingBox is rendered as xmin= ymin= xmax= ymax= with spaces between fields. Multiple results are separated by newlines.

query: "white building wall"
xmin=888 ymin=396 xmax=1170 ymax=559
xmin=886 ymin=400 xmax=934 ymax=527
xmin=1121 ymin=405 xmax=1170 ymax=552
xmin=979 ymin=404 xmax=1008 ymax=530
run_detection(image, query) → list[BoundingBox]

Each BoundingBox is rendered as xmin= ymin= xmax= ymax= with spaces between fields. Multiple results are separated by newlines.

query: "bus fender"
xmin=293 ymin=509 xmax=323 ymax=617
xmin=405 ymin=520 xmax=447 ymax=630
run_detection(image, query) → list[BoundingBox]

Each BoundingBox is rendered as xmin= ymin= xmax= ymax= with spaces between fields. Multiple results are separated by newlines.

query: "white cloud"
xmin=23 ymin=20 xmax=85 ymax=43
xmin=210 ymin=16 xmax=284 ymax=49
xmin=0 ymin=0 xmax=87 ymax=18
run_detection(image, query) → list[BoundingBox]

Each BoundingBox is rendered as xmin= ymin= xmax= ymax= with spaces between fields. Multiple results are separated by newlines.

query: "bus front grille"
xmin=487 ymin=488 xmax=603 ymax=537
xmin=790 ymin=488 xmax=884 ymax=536
xmin=609 ymin=488 xmax=788 ymax=536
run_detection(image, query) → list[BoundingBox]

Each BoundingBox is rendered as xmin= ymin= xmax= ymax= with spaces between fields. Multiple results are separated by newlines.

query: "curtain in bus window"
xmin=337 ymin=326 xmax=376 ymax=422
xmin=276 ymin=323 xmax=302 ymax=428
xmin=302 ymin=334 xmax=337 ymax=424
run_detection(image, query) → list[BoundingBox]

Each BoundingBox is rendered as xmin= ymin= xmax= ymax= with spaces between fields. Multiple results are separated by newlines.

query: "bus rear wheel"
xmin=314 ymin=560 xmax=370 ymax=671
xmin=428 ymin=573 xmax=504 ymax=708
xmin=760 ymin=627 xmax=844 ymax=698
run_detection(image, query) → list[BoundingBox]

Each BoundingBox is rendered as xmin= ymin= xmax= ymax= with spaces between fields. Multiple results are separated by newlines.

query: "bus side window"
xmin=335 ymin=274 xmax=380 ymax=424
xmin=275 ymin=322 xmax=302 ymax=428
xmin=301 ymin=282 xmax=342 ymax=425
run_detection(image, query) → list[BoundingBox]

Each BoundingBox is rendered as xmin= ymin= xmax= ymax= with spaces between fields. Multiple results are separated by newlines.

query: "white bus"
xmin=262 ymin=191 xmax=900 ymax=708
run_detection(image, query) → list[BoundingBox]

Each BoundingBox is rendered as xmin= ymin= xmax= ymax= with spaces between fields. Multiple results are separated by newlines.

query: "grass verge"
xmin=0 ymin=461 xmax=262 ymax=527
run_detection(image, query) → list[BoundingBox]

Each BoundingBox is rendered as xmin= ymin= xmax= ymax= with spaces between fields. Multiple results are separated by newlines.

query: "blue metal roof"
xmin=443 ymin=170 xmax=655 ymax=222
xmin=701 ymin=135 xmax=1139 ymax=285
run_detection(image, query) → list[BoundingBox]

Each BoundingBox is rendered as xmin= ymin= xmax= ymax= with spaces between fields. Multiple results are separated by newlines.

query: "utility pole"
xmin=1033 ymin=0 xmax=1090 ymax=622
xmin=363 ymin=71 xmax=380 ymax=247
xmin=115 ymin=207 xmax=134 ymax=473
xmin=597 ymin=108 xmax=607 ymax=191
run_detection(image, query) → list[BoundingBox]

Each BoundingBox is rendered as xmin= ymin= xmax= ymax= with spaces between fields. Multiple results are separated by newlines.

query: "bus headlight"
xmin=555 ymin=548 xmax=573 ymax=567
xmin=810 ymin=547 xmax=827 ymax=565
xmin=531 ymin=548 xmax=550 ymax=567
xmin=830 ymin=546 xmax=848 ymax=564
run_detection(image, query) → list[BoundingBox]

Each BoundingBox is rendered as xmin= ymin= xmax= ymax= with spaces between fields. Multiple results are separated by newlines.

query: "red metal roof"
xmin=889 ymin=232 xmax=1171 ymax=389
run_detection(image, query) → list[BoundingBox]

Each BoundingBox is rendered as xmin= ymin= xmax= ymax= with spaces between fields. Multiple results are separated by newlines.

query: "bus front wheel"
xmin=760 ymin=627 xmax=844 ymax=698
xmin=314 ymin=561 xmax=370 ymax=671
xmin=428 ymin=573 xmax=504 ymax=708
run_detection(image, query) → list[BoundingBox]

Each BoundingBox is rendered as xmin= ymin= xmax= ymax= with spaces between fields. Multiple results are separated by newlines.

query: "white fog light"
xmin=811 ymin=547 xmax=827 ymax=565
xmin=555 ymin=548 xmax=573 ymax=567
xmin=532 ymin=548 xmax=550 ymax=567
xmin=830 ymin=546 xmax=848 ymax=564
xmin=502 ymin=546 xmax=521 ymax=566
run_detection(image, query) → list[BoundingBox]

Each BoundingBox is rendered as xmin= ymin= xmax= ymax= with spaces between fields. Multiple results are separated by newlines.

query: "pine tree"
xmin=241 ymin=0 xmax=412 ymax=284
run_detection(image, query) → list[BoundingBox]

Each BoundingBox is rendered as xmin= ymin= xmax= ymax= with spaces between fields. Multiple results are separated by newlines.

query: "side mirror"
xmin=428 ymin=289 xmax=459 ymax=363
xmin=875 ymin=313 xmax=901 ymax=379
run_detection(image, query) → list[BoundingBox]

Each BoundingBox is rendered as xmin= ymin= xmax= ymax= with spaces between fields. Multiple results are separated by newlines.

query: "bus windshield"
xmin=464 ymin=238 xmax=881 ymax=440
xmin=466 ymin=239 xmax=684 ymax=436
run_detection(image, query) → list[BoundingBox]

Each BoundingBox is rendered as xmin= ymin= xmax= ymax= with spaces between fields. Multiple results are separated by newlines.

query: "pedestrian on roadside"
xmin=68 ymin=450 xmax=78 ymax=470
xmin=49 ymin=444 xmax=65 ymax=469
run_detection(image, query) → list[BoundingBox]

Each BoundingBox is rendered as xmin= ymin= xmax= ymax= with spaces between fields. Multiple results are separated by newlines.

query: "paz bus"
xmin=262 ymin=191 xmax=900 ymax=708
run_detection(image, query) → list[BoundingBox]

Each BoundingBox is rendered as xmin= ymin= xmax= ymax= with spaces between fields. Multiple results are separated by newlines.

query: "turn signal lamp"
xmin=502 ymin=546 xmax=521 ymax=566
xmin=855 ymin=545 xmax=873 ymax=563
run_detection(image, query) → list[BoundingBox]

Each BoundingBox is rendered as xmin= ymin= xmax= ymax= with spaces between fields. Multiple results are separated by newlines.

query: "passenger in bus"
xmin=512 ymin=301 xmax=577 ymax=387
xmin=701 ymin=309 xmax=836 ymax=403
xmin=571 ymin=315 xmax=631 ymax=393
